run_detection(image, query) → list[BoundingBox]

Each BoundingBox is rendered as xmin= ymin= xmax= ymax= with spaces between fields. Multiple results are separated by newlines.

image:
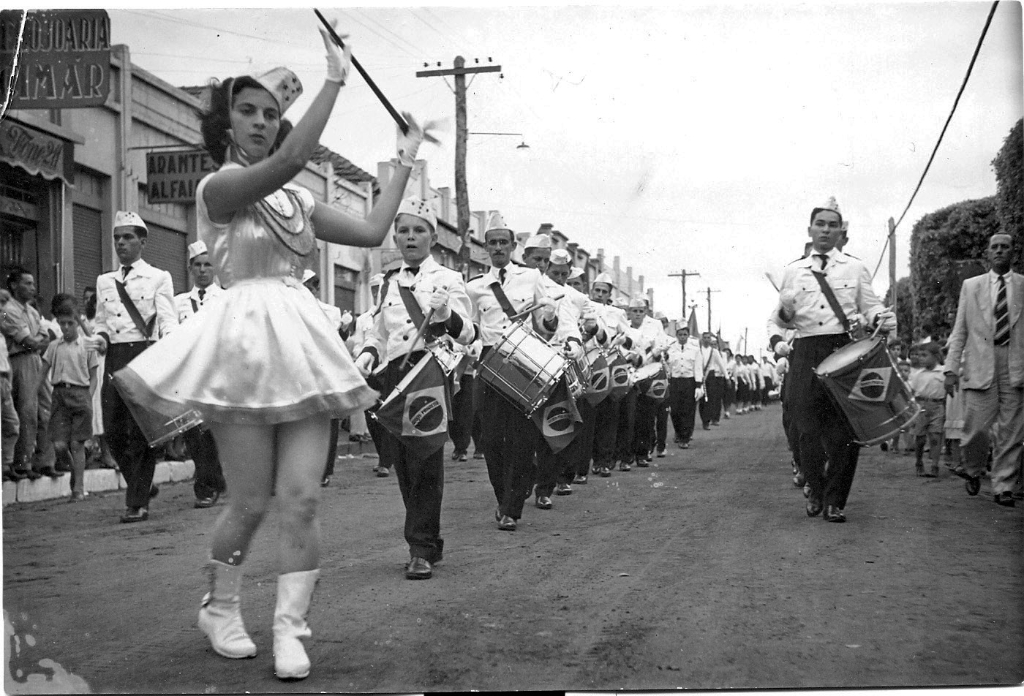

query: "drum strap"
xmin=115 ymin=280 xmax=156 ymax=340
xmin=488 ymin=281 xmax=518 ymax=319
xmin=397 ymin=285 xmax=445 ymax=341
xmin=810 ymin=271 xmax=851 ymax=333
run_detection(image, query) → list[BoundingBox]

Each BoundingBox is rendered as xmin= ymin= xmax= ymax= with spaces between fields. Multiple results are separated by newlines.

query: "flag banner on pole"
xmin=687 ymin=307 xmax=700 ymax=337
xmin=583 ymin=352 xmax=611 ymax=406
xmin=531 ymin=375 xmax=583 ymax=453
xmin=644 ymin=367 xmax=669 ymax=403
xmin=373 ymin=353 xmax=451 ymax=457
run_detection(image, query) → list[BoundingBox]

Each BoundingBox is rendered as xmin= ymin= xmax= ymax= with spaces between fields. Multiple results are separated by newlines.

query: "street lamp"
xmin=468 ymin=131 xmax=530 ymax=149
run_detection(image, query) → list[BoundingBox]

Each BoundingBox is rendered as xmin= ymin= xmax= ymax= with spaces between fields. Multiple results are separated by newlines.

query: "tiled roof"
xmin=310 ymin=146 xmax=379 ymax=194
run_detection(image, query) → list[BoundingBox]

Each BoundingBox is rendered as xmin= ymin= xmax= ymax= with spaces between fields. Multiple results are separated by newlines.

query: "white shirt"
xmin=467 ymin=264 xmax=562 ymax=347
xmin=774 ymin=247 xmax=884 ymax=338
xmin=174 ymin=283 xmax=225 ymax=322
xmin=666 ymin=338 xmax=702 ymax=380
xmin=95 ymin=258 xmax=178 ymax=344
xmin=363 ymin=255 xmax=475 ymax=365
xmin=698 ymin=344 xmax=727 ymax=377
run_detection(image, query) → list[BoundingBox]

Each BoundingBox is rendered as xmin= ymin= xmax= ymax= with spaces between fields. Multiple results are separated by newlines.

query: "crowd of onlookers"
xmin=2 ymin=271 xmax=119 ymax=502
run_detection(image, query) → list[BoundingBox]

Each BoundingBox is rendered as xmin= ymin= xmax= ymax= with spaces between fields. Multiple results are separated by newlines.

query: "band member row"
xmin=588 ymin=273 xmax=631 ymax=478
xmin=356 ymin=197 xmax=476 ymax=580
xmin=629 ymin=299 xmax=672 ymax=467
xmin=466 ymin=220 xmax=568 ymax=532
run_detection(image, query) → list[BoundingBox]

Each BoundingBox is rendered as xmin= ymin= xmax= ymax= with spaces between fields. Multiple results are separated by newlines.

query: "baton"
xmin=400 ymin=308 xmax=436 ymax=371
xmin=314 ymin=9 xmax=409 ymax=134
xmin=764 ymin=272 xmax=780 ymax=292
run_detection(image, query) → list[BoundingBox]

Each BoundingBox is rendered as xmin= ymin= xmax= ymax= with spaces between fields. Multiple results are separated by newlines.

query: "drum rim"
xmin=814 ymin=336 xmax=884 ymax=377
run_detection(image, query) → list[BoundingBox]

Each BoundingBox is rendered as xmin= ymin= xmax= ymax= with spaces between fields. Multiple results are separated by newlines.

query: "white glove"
xmin=875 ymin=309 xmax=897 ymax=333
xmin=317 ymin=19 xmax=352 ymax=85
xmin=582 ymin=315 xmax=598 ymax=336
xmin=564 ymin=340 xmax=583 ymax=360
xmin=340 ymin=310 xmax=354 ymax=328
xmin=535 ymin=296 xmax=557 ymax=323
xmin=694 ymin=386 xmax=705 ymax=402
xmin=775 ymin=341 xmax=791 ymax=357
xmin=779 ymin=289 xmax=797 ymax=312
xmin=354 ymin=352 xmax=375 ymax=377
xmin=397 ymin=111 xmax=441 ymax=168
xmin=428 ymin=287 xmax=451 ymax=322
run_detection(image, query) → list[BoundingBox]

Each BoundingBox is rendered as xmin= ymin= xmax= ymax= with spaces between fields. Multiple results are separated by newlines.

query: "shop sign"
xmin=146 ymin=149 xmax=217 ymax=204
xmin=0 ymin=119 xmax=65 ymax=181
xmin=0 ymin=9 xmax=111 ymax=109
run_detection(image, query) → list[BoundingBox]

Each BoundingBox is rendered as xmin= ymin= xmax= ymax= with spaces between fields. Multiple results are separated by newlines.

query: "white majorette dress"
xmin=114 ymin=163 xmax=378 ymax=425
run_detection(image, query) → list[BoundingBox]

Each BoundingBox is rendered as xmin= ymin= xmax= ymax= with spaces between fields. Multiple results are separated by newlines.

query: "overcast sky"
xmin=47 ymin=1 xmax=1024 ymax=352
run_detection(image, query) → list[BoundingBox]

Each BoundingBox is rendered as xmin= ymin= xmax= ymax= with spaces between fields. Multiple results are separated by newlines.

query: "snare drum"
xmin=477 ymin=321 xmax=569 ymax=416
xmin=112 ymin=369 xmax=205 ymax=447
xmin=427 ymin=342 xmax=462 ymax=376
xmin=814 ymin=336 xmax=921 ymax=446
xmin=607 ymin=353 xmax=633 ymax=402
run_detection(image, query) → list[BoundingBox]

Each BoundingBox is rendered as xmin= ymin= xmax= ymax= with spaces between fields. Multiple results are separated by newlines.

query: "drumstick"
xmin=314 ymin=9 xmax=409 ymax=134
xmin=400 ymin=308 xmax=436 ymax=371
xmin=509 ymin=294 xmax=566 ymax=321
xmin=764 ymin=272 xmax=780 ymax=292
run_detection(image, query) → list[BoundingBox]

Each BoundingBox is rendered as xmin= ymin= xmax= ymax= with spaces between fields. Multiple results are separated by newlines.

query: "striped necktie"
xmin=994 ymin=274 xmax=1009 ymax=346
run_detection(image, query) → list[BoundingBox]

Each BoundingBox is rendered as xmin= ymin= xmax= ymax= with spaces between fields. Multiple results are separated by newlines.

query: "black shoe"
xmin=36 ymin=466 xmax=62 ymax=478
xmin=953 ymin=467 xmax=981 ymax=496
xmin=806 ymin=498 xmax=823 ymax=517
xmin=194 ymin=491 xmax=220 ymax=508
xmin=555 ymin=482 xmax=572 ymax=496
xmin=498 ymin=515 xmax=517 ymax=531
xmin=573 ymin=475 xmax=588 ymax=485
xmin=405 ymin=557 xmax=433 ymax=580
xmin=617 ymin=460 xmax=631 ymax=472
xmin=656 ymin=447 xmax=666 ymax=458
xmin=803 ymin=483 xmax=811 ymax=498
xmin=3 ymin=468 xmax=25 ymax=482
xmin=320 ymin=475 xmax=331 ymax=487
xmin=679 ymin=441 xmax=690 ymax=450
xmin=473 ymin=452 xmax=485 ymax=460
xmin=599 ymin=466 xmax=611 ymax=477
xmin=149 ymin=484 xmax=159 ymax=500
xmin=374 ymin=465 xmax=390 ymax=478
xmin=823 ymin=505 xmax=846 ymax=523
xmin=636 ymin=459 xmax=649 ymax=468
xmin=994 ymin=491 xmax=1015 ymax=507
xmin=702 ymin=424 xmax=711 ymax=430
xmin=451 ymin=450 xmax=466 ymax=461
xmin=15 ymin=468 xmax=41 ymax=480
xmin=120 ymin=507 xmax=149 ymax=523
xmin=535 ymin=495 xmax=553 ymax=510
xmin=711 ymin=421 xmax=720 ymax=427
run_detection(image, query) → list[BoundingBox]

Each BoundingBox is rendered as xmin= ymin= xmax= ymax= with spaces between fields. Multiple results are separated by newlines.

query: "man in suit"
xmin=945 ymin=232 xmax=1024 ymax=507
xmin=94 ymin=211 xmax=178 ymax=523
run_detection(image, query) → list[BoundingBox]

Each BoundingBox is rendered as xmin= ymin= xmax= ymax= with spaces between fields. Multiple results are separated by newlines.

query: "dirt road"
xmin=4 ymin=405 xmax=1022 ymax=693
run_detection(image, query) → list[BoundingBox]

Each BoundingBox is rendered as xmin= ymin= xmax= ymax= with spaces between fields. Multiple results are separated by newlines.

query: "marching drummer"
xmin=629 ymin=298 xmax=670 ymax=468
xmin=93 ymin=211 xmax=178 ymax=524
xmin=531 ymin=249 xmax=601 ymax=506
xmin=566 ymin=266 xmax=586 ymax=294
xmin=769 ymin=197 xmax=896 ymax=523
xmin=466 ymin=217 xmax=562 ymax=532
xmin=354 ymin=197 xmax=475 ymax=580
xmin=588 ymin=272 xmax=631 ymax=479
xmin=174 ymin=241 xmax=227 ymax=509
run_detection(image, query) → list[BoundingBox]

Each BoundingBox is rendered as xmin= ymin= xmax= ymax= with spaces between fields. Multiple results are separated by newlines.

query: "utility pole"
xmin=888 ymin=217 xmax=897 ymax=315
xmin=416 ymin=57 xmax=501 ymax=279
xmin=668 ymin=269 xmax=700 ymax=320
xmin=705 ymin=287 xmax=721 ymax=335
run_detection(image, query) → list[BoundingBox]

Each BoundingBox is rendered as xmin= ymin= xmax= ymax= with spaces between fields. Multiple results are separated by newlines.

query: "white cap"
xmin=484 ymin=212 xmax=512 ymax=235
xmin=628 ymin=297 xmax=646 ymax=309
xmin=654 ymin=311 xmax=667 ymax=320
xmin=187 ymin=240 xmax=208 ymax=261
xmin=549 ymin=248 xmax=572 ymax=266
xmin=252 ymin=67 xmax=303 ymax=115
xmin=396 ymin=197 xmax=437 ymax=232
xmin=301 ymin=269 xmax=317 ymax=283
xmin=369 ymin=273 xmax=384 ymax=287
xmin=613 ymin=297 xmax=629 ymax=309
xmin=114 ymin=211 xmax=147 ymax=232
xmin=593 ymin=272 xmax=614 ymax=287
xmin=568 ymin=267 xmax=584 ymax=280
xmin=524 ymin=234 xmax=551 ymax=250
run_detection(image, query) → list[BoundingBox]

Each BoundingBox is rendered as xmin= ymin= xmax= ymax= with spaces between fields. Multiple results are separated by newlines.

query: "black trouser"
xmin=184 ymin=426 xmax=225 ymax=499
xmin=322 ymin=419 xmax=340 ymax=479
xmin=592 ymin=395 xmax=619 ymax=470
xmin=786 ymin=335 xmax=861 ymax=510
xmin=722 ymin=378 xmax=735 ymax=412
xmin=377 ymin=355 xmax=445 ymax=562
xmin=700 ymin=372 xmax=723 ymax=427
xmin=568 ymin=398 xmax=596 ymax=480
xmin=614 ymin=388 xmax=638 ymax=463
xmin=366 ymin=409 xmax=386 ymax=464
xmin=449 ymin=373 xmax=474 ymax=454
xmin=103 ymin=342 xmax=157 ymax=510
xmin=670 ymin=377 xmax=697 ymax=442
xmin=655 ymin=399 xmax=669 ymax=450
xmin=634 ymin=392 xmax=659 ymax=458
xmin=763 ymin=377 xmax=775 ymax=406
xmin=480 ymin=354 xmax=539 ymax=519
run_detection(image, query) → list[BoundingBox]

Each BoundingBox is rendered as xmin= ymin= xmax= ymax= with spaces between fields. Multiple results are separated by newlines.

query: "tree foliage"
xmin=992 ymin=118 xmax=1024 ymax=248
xmin=909 ymin=197 xmax=1000 ymax=341
xmin=884 ymin=276 xmax=914 ymax=352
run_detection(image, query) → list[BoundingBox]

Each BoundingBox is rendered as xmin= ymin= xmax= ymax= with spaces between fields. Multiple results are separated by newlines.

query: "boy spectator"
xmin=908 ymin=343 xmax=946 ymax=477
xmin=42 ymin=302 xmax=98 ymax=501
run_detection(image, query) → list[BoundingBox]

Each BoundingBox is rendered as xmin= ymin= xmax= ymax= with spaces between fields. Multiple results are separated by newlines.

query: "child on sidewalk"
xmin=42 ymin=301 xmax=98 ymax=501
xmin=908 ymin=343 xmax=946 ymax=478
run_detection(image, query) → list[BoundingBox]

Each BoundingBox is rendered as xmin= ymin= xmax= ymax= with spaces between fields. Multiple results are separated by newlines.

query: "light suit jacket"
xmin=945 ymin=270 xmax=1024 ymax=390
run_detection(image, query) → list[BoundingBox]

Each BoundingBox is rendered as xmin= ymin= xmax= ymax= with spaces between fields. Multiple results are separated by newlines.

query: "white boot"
xmin=197 ymin=559 xmax=257 ymax=659
xmin=273 ymin=569 xmax=319 ymax=680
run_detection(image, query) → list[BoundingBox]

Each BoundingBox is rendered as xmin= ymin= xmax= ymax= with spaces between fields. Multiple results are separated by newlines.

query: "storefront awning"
xmin=0 ymin=118 xmax=76 ymax=184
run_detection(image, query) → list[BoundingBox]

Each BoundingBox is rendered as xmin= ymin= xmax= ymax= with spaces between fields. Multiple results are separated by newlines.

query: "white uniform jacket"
xmin=467 ymin=264 xmax=566 ymax=347
xmin=174 ymin=283 xmax=225 ymax=322
xmin=95 ymin=259 xmax=177 ymax=345
xmin=362 ymin=256 xmax=475 ymax=366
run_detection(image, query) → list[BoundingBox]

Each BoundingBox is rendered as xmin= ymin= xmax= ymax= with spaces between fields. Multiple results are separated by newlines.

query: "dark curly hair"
xmin=201 ymin=76 xmax=294 ymax=166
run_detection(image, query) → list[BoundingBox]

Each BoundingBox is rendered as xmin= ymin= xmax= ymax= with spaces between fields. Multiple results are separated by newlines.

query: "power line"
xmin=871 ymin=0 xmax=1000 ymax=280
